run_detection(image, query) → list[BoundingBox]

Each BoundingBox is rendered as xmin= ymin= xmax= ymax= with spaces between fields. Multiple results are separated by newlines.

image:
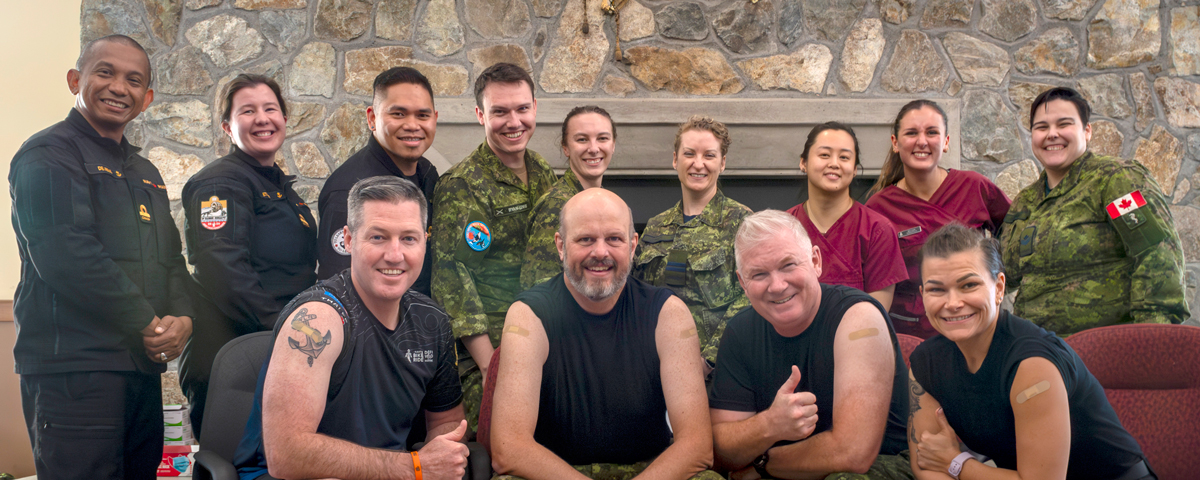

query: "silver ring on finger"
xmin=160 ymin=352 xmax=169 ymax=362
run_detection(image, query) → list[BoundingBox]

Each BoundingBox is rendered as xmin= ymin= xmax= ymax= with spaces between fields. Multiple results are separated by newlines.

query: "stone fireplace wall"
xmin=83 ymin=0 xmax=1200 ymax=321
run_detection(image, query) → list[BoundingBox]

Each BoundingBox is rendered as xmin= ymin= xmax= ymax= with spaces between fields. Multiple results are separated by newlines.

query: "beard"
xmin=563 ymin=253 xmax=631 ymax=302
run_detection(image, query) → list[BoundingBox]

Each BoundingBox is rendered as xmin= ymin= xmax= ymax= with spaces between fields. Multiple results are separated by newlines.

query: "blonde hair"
xmin=674 ymin=115 xmax=732 ymax=157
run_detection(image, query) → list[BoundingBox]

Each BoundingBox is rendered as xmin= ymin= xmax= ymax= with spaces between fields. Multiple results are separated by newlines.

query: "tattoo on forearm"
xmin=288 ymin=308 xmax=331 ymax=367
xmin=908 ymin=375 xmax=926 ymax=444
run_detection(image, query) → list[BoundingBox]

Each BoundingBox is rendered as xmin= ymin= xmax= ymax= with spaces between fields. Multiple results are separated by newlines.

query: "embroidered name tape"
xmin=1106 ymin=191 xmax=1145 ymax=219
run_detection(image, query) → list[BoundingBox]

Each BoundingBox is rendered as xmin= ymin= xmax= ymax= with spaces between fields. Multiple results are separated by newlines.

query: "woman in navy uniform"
xmin=179 ymin=74 xmax=318 ymax=437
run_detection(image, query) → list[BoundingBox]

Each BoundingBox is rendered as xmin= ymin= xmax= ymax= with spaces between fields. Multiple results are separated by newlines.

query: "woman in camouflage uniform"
xmin=521 ymin=106 xmax=616 ymax=290
xmin=999 ymin=87 xmax=1187 ymax=335
xmin=634 ymin=115 xmax=751 ymax=376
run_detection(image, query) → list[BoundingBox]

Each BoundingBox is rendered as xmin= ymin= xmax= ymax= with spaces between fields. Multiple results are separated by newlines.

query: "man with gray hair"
xmin=233 ymin=176 xmax=475 ymax=480
xmin=491 ymin=188 xmax=718 ymax=480
xmin=709 ymin=210 xmax=913 ymax=480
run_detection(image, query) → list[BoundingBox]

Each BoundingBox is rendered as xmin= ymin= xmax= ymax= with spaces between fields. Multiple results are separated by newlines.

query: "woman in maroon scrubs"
xmin=787 ymin=122 xmax=906 ymax=309
xmin=865 ymin=100 xmax=1010 ymax=339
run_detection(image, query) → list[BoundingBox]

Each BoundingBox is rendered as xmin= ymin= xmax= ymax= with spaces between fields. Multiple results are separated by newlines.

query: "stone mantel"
xmin=428 ymin=97 xmax=961 ymax=177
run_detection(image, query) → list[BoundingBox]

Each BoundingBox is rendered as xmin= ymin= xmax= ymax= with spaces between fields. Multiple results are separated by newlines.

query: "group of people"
xmin=10 ymin=33 xmax=1184 ymax=480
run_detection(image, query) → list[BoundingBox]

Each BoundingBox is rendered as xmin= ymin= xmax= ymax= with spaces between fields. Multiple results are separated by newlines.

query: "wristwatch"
xmin=752 ymin=450 xmax=770 ymax=478
xmin=948 ymin=451 xmax=973 ymax=479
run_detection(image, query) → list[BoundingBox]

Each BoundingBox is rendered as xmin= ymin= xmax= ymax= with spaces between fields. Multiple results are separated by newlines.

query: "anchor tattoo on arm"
xmin=288 ymin=308 xmax=332 ymax=367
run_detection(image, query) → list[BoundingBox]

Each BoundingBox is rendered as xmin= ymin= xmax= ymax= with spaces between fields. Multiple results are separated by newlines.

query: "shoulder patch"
xmin=332 ymin=227 xmax=349 ymax=256
xmin=464 ymin=220 xmax=492 ymax=252
xmin=200 ymin=196 xmax=228 ymax=230
xmin=1106 ymin=190 xmax=1146 ymax=219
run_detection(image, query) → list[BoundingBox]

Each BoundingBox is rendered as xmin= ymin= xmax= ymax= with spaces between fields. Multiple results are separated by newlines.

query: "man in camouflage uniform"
xmin=521 ymin=168 xmax=582 ymax=290
xmin=431 ymin=63 xmax=555 ymax=431
xmin=635 ymin=190 xmax=752 ymax=365
xmin=1001 ymin=151 xmax=1187 ymax=335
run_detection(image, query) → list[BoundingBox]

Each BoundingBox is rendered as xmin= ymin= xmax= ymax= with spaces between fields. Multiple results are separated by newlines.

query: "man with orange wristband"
xmin=232 ymin=177 xmax=472 ymax=480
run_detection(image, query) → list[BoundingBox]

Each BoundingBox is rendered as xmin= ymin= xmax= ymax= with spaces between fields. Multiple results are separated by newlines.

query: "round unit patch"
xmin=200 ymin=196 xmax=228 ymax=230
xmin=464 ymin=221 xmax=492 ymax=252
xmin=332 ymin=228 xmax=349 ymax=256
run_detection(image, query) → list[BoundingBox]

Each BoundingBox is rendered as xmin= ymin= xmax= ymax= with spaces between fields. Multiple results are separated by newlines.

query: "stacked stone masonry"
xmin=85 ymin=0 xmax=1200 ymax=323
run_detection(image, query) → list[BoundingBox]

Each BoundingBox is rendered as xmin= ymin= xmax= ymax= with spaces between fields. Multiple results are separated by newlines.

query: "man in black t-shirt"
xmin=234 ymin=177 xmax=469 ymax=480
xmin=709 ymin=210 xmax=912 ymax=480
xmin=490 ymin=189 xmax=718 ymax=480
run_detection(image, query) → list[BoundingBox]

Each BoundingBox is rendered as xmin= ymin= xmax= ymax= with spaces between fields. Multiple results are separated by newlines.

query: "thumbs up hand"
xmin=766 ymin=365 xmax=819 ymax=442
xmin=916 ymin=408 xmax=961 ymax=473
xmin=417 ymin=420 xmax=470 ymax=480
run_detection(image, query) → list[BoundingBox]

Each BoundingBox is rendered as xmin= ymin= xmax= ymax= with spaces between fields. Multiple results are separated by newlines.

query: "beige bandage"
xmin=680 ymin=327 xmax=698 ymax=339
xmin=848 ymin=328 xmax=879 ymax=341
xmin=1016 ymin=380 xmax=1051 ymax=404
xmin=504 ymin=325 xmax=530 ymax=337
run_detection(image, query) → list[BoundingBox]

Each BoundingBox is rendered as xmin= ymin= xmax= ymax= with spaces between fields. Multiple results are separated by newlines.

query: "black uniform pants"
xmin=21 ymin=370 xmax=164 ymax=480
xmin=179 ymin=300 xmax=246 ymax=440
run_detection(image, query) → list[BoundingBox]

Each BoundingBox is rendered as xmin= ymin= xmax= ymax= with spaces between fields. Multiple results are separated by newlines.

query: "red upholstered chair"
xmin=896 ymin=333 xmax=924 ymax=369
xmin=1064 ymin=324 xmax=1200 ymax=480
xmin=477 ymin=344 xmax=503 ymax=454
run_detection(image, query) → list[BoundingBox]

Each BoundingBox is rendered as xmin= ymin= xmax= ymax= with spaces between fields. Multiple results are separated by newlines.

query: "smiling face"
xmin=476 ymin=81 xmax=537 ymax=165
xmin=557 ymin=190 xmax=637 ymax=309
xmin=369 ymin=82 xmax=438 ymax=166
xmin=222 ymin=84 xmax=286 ymax=165
xmin=920 ymin=250 xmax=1005 ymax=343
xmin=1031 ymin=99 xmax=1091 ymax=186
xmin=673 ymin=129 xmax=726 ymax=196
xmin=891 ymin=106 xmax=949 ymax=174
xmin=347 ymin=200 xmax=426 ymax=309
xmin=737 ymin=230 xmax=824 ymax=337
xmin=803 ymin=129 xmax=857 ymax=194
xmin=562 ymin=112 xmax=615 ymax=186
xmin=68 ymin=40 xmax=154 ymax=142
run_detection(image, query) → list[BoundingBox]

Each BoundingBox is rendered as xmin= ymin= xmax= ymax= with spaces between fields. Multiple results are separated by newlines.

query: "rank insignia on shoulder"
xmin=332 ymin=228 xmax=349 ymax=256
xmin=201 ymin=195 xmax=228 ymax=230
xmin=464 ymin=220 xmax=492 ymax=252
xmin=1106 ymin=190 xmax=1146 ymax=219
xmin=299 ymin=214 xmax=310 ymax=228
xmin=138 ymin=204 xmax=151 ymax=222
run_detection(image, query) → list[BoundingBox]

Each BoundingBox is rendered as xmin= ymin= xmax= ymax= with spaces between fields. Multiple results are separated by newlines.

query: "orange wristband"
xmin=411 ymin=451 xmax=422 ymax=480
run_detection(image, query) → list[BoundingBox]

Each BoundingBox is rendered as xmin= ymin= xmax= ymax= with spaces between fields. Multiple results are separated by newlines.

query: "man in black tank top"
xmin=709 ymin=210 xmax=913 ymax=480
xmin=490 ymin=189 xmax=719 ymax=480
xmin=237 ymin=177 xmax=472 ymax=480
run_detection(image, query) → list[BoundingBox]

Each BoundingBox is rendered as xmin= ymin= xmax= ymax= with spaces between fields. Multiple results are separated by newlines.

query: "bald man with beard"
xmin=490 ymin=189 xmax=719 ymax=480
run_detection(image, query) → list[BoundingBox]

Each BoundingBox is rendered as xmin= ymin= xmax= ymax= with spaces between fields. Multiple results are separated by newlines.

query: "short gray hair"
xmin=734 ymin=209 xmax=810 ymax=274
xmin=347 ymin=176 xmax=427 ymax=233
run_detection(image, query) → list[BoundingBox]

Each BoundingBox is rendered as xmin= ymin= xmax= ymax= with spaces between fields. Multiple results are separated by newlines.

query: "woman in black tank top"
xmin=906 ymin=224 xmax=1151 ymax=480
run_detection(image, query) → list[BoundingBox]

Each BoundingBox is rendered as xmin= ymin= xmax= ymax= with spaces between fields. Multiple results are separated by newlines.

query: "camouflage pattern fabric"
xmin=460 ymin=362 xmax=483 ymax=432
xmin=634 ymin=191 xmax=752 ymax=362
xmin=521 ymin=169 xmax=584 ymax=290
xmin=822 ymin=451 xmax=914 ymax=480
xmin=431 ymin=142 xmax=555 ymax=346
xmin=493 ymin=463 xmax=724 ymax=480
xmin=1000 ymin=152 xmax=1188 ymax=335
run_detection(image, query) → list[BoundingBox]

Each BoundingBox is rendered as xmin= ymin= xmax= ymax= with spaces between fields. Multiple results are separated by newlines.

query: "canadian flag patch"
xmin=1106 ymin=191 xmax=1146 ymax=219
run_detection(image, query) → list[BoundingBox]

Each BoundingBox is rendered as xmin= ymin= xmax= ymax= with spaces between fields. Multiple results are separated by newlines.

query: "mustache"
xmin=581 ymin=257 xmax=615 ymax=269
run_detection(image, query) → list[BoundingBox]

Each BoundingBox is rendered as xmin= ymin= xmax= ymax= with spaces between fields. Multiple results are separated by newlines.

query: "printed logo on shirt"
xmin=1106 ymin=190 xmax=1146 ymax=219
xmin=200 ymin=196 xmax=228 ymax=230
xmin=464 ymin=221 xmax=492 ymax=252
xmin=138 ymin=204 xmax=151 ymax=222
xmin=332 ymin=228 xmax=350 ymax=256
xmin=405 ymin=349 xmax=435 ymax=363
xmin=897 ymin=226 xmax=922 ymax=238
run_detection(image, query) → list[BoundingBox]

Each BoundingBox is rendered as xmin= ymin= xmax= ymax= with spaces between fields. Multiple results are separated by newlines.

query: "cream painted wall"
xmin=0 ymin=0 xmax=82 ymax=301
xmin=0 ymin=1 xmax=81 ymax=476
